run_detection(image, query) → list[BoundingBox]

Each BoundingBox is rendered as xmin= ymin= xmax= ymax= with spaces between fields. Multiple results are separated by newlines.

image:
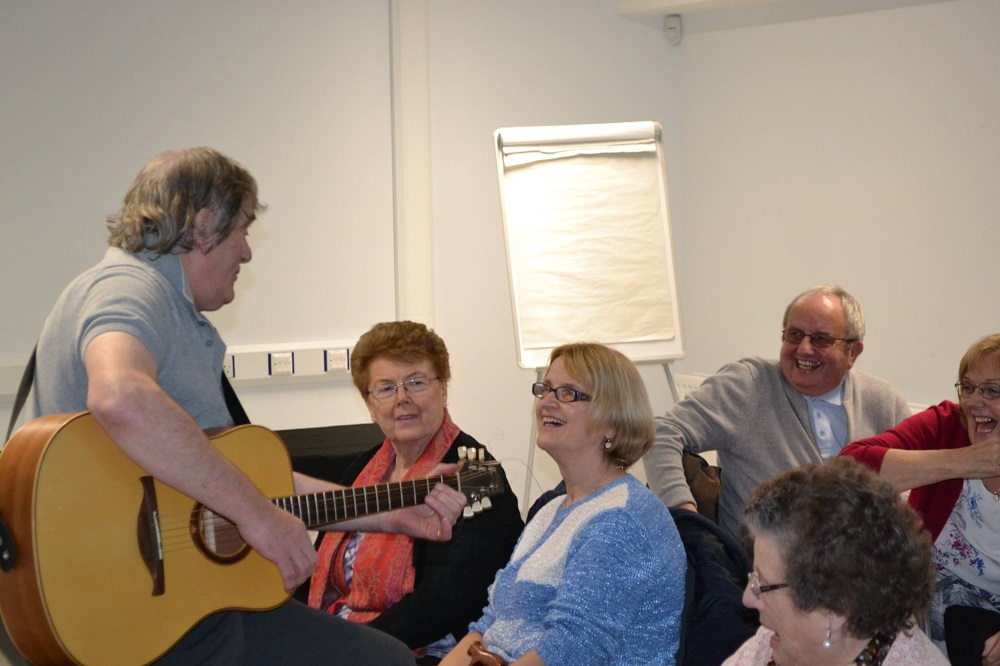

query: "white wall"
xmin=0 ymin=0 xmax=681 ymax=513
xmin=667 ymin=0 xmax=999 ymax=407
xmin=419 ymin=0 xmax=1000 ymax=507
xmin=421 ymin=0 xmax=682 ymax=506
xmin=2 ymin=0 xmax=997 ymax=514
xmin=0 ymin=0 xmax=397 ymax=432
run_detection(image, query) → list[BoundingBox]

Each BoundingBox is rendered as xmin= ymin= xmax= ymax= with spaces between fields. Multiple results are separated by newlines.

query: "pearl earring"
xmin=822 ymin=626 xmax=832 ymax=650
xmin=604 ymin=436 xmax=613 ymax=450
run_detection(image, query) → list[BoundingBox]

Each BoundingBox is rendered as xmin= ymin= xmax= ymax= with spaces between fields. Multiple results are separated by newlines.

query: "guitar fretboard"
xmin=273 ymin=471 xmax=480 ymax=529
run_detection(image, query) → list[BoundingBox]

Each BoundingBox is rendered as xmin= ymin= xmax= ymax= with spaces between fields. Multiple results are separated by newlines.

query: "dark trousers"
xmin=945 ymin=605 xmax=1000 ymax=666
xmin=155 ymin=599 xmax=414 ymax=665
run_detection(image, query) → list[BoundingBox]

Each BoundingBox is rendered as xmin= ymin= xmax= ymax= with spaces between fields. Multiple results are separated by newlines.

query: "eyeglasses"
xmin=531 ymin=382 xmax=592 ymax=403
xmin=368 ymin=376 xmax=438 ymax=400
xmin=781 ymin=328 xmax=856 ymax=349
xmin=748 ymin=571 xmax=789 ymax=599
xmin=955 ymin=381 xmax=1000 ymax=402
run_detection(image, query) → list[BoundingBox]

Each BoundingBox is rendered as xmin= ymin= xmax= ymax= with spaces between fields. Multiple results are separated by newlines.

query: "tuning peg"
xmin=478 ymin=448 xmax=485 ymax=461
xmin=457 ymin=445 xmax=467 ymax=460
xmin=472 ymin=499 xmax=483 ymax=514
xmin=463 ymin=505 xmax=474 ymax=519
xmin=481 ymin=496 xmax=492 ymax=510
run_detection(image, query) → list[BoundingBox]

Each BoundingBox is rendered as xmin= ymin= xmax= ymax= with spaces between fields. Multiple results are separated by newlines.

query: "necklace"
xmin=595 ymin=464 xmax=626 ymax=492
xmin=854 ymin=631 xmax=893 ymax=664
xmin=564 ymin=465 xmax=625 ymax=506
xmin=982 ymin=478 xmax=1000 ymax=501
xmin=764 ymin=631 xmax=893 ymax=666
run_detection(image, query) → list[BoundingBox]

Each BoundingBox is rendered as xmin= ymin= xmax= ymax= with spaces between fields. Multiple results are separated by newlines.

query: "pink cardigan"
xmin=840 ymin=401 xmax=968 ymax=541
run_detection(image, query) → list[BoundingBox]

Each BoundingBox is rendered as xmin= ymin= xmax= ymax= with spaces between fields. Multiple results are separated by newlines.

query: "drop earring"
xmin=604 ymin=436 xmax=613 ymax=450
xmin=822 ymin=626 xmax=832 ymax=650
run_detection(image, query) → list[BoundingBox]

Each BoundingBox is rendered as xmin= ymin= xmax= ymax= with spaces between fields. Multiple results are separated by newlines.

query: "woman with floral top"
xmin=841 ymin=333 xmax=1000 ymax=665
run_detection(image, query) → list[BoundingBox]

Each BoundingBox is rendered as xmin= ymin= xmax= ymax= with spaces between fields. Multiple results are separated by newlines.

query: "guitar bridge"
xmin=137 ymin=476 xmax=165 ymax=596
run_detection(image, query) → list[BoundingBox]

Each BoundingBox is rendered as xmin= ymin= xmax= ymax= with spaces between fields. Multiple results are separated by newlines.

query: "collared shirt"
xmin=804 ymin=380 xmax=847 ymax=460
xmin=27 ymin=247 xmax=229 ymax=429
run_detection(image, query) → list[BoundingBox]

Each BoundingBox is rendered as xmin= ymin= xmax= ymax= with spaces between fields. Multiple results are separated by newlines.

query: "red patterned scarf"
xmin=307 ymin=411 xmax=459 ymax=623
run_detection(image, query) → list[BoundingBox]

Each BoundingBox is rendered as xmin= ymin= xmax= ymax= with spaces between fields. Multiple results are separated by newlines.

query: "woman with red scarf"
xmin=308 ymin=321 xmax=523 ymax=664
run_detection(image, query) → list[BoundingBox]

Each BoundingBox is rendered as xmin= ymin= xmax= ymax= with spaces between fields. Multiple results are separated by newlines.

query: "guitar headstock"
xmin=456 ymin=446 xmax=504 ymax=519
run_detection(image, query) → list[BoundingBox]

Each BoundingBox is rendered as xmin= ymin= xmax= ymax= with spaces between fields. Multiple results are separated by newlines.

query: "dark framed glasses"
xmin=531 ymin=382 xmax=591 ymax=403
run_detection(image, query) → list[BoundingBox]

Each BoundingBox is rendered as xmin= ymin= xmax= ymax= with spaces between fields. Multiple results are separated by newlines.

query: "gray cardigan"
xmin=642 ymin=357 xmax=911 ymax=541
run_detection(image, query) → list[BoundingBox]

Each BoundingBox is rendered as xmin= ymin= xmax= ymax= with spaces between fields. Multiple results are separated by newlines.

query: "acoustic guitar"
xmin=0 ymin=412 xmax=504 ymax=665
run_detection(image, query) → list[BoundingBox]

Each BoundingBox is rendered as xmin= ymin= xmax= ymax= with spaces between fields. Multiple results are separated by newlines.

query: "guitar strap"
xmin=0 ymin=345 xmax=33 ymax=572
xmin=4 ymin=345 xmax=36 ymax=443
xmin=222 ymin=373 xmax=251 ymax=426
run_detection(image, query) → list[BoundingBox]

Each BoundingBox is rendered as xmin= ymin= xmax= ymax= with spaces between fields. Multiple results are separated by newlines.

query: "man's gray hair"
xmin=782 ymin=284 xmax=865 ymax=342
xmin=105 ymin=147 xmax=261 ymax=256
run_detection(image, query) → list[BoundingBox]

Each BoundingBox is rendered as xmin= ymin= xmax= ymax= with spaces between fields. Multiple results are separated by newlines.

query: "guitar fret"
xmin=268 ymin=464 xmax=499 ymax=531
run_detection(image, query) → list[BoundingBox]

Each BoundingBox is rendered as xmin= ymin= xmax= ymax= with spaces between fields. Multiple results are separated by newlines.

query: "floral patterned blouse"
xmin=933 ymin=479 xmax=1000 ymax=597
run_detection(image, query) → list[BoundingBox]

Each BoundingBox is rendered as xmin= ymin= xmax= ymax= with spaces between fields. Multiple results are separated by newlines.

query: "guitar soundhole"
xmin=190 ymin=504 xmax=250 ymax=563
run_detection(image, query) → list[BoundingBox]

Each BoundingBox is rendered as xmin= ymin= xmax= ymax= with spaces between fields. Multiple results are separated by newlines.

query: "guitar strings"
xmin=150 ymin=477 xmax=452 ymax=554
xmin=151 ymin=480 xmax=444 ymax=553
xmin=145 ymin=468 xmax=495 ymax=556
xmin=152 ymin=468 xmax=494 ymax=554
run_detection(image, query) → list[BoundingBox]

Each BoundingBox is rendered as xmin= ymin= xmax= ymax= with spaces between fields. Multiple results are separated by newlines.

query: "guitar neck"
xmin=273 ymin=473 xmax=460 ymax=530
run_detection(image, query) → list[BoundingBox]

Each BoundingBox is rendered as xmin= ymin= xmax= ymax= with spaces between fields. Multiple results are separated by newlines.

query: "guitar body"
xmin=0 ymin=412 xmax=291 ymax=665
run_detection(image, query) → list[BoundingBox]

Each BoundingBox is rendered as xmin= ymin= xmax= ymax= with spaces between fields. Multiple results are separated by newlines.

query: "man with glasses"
xmin=643 ymin=284 xmax=910 ymax=543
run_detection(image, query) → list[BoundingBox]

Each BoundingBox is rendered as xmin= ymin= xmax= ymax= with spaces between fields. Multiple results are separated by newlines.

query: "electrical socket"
xmin=269 ymin=351 xmax=294 ymax=376
xmin=325 ymin=348 xmax=350 ymax=372
xmin=222 ymin=355 xmax=235 ymax=379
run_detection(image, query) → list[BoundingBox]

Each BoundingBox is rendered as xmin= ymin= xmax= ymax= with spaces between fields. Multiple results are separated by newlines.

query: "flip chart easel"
xmin=493 ymin=121 xmax=684 ymax=515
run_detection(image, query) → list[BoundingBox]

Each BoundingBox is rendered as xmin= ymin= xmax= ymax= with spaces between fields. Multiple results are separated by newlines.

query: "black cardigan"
xmin=338 ymin=431 xmax=524 ymax=649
